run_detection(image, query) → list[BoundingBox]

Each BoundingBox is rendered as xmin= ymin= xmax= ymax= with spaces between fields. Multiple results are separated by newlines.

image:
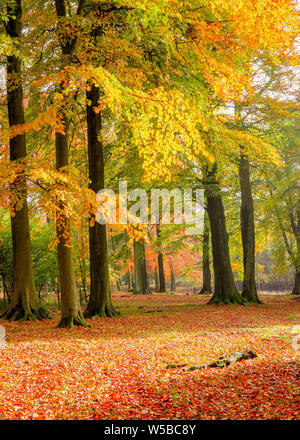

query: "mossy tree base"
xmin=84 ymin=303 xmax=120 ymax=319
xmin=242 ymin=286 xmax=263 ymax=304
xmin=208 ymin=290 xmax=246 ymax=305
xmin=57 ymin=310 xmax=90 ymax=328
xmin=199 ymin=288 xmax=212 ymax=295
xmin=1 ymin=304 xmax=50 ymax=322
xmin=133 ymin=288 xmax=152 ymax=295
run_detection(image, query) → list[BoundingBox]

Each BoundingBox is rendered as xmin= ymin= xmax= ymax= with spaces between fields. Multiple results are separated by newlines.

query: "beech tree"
xmin=168 ymin=255 xmax=176 ymax=293
xmin=199 ymin=210 xmax=212 ymax=295
xmin=238 ymin=149 xmax=262 ymax=303
xmin=2 ymin=0 xmax=47 ymax=321
xmin=134 ymin=239 xmax=151 ymax=295
xmin=54 ymin=0 xmax=88 ymax=327
xmin=156 ymin=225 xmax=166 ymax=293
xmin=264 ymin=113 xmax=300 ymax=295
xmin=204 ymin=164 xmax=245 ymax=305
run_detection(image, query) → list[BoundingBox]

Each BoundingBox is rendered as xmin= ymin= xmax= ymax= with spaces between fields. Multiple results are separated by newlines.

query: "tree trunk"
xmin=239 ymin=153 xmax=262 ymax=303
xmin=154 ymin=267 xmax=159 ymax=292
xmin=2 ymin=0 xmax=47 ymax=321
xmin=292 ymin=235 xmax=300 ymax=294
xmin=54 ymin=0 xmax=88 ymax=327
xmin=134 ymin=239 xmax=151 ymax=294
xmin=127 ymin=270 xmax=134 ymax=292
xmin=79 ymin=254 xmax=88 ymax=304
xmin=199 ymin=210 xmax=212 ymax=294
xmin=292 ymin=270 xmax=300 ymax=295
xmin=156 ymin=225 xmax=166 ymax=292
xmin=291 ymin=201 xmax=300 ymax=295
xmin=79 ymin=223 xmax=88 ymax=303
xmin=204 ymin=164 xmax=245 ymax=305
xmin=56 ymin=278 xmax=60 ymax=310
xmin=55 ymin=128 xmax=88 ymax=327
xmin=168 ymin=255 xmax=176 ymax=292
xmin=272 ymin=195 xmax=299 ymax=295
xmin=83 ymin=85 xmax=119 ymax=317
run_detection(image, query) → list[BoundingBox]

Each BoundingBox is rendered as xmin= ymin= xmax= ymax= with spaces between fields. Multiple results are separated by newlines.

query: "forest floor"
xmin=0 ymin=292 xmax=299 ymax=420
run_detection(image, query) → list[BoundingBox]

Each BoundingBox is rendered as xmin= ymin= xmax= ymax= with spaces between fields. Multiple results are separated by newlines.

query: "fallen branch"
xmin=166 ymin=350 xmax=257 ymax=371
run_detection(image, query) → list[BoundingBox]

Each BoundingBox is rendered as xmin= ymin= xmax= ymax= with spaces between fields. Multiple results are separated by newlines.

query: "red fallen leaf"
xmin=0 ymin=294 xmax=299 ymax=420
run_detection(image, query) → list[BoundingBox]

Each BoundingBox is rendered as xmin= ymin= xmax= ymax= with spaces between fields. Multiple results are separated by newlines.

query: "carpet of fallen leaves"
xmin=0 ymin=293 xmax=299 ymax=420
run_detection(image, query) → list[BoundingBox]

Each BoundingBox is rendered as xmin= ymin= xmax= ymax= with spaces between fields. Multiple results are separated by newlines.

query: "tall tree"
xmin=291 ymin=208 xmax=300 ymax=295
xmin=127 ymin=269 xmax=134 ymax=292
xmin=153 ymin=264 xmax=159 ymax=292
xmin=199 ymin=209 xmax=212 ymax=295
xmin=204 ymin=164 xmax=245 ymax=305
xmin=239 ymin=150 xmax=262 ymax=303
xmin=134 ymin=239 xmax=151 ymax=294
xmin=54 ymin=0 xmax=88 ymax=327
xmin=2 ymin=0 xmax=46 ymax=321
xmin=168 ymin=255 xmax=176 ymax=293
xmin=84 ymin=83 xmax=119 ymax=316
xmin=268 ymin=176 xmax=300 ymax=295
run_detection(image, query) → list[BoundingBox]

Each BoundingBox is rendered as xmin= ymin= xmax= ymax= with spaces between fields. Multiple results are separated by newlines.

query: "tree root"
xmin=199 ymin=289 xmax=212 ymax=295
xmin=166 ymin=350 xmax=257 ymax=371
xmin=133 ymin=290 xmax=152 ymax=295
xmin=57 ymin=311 xmax=90 ymax=328
xmin=38 ymin=307 xmax=52 ymax=319
xmin=208 ymin=293 xmax=246 ymax=305
xmin=1 ymin=305 xmax=51 ymax=322
xmin=84 ymin=304 xmax=120 ymax=319
xmin=241 ymin=287 xmax=263 ymax=304
xmin=242 ymin=296 xmax=264 ymax=305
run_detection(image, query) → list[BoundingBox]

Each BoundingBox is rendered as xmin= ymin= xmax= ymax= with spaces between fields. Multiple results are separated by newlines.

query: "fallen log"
xmin=166 ymin=349 xmax=257 ymax=371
